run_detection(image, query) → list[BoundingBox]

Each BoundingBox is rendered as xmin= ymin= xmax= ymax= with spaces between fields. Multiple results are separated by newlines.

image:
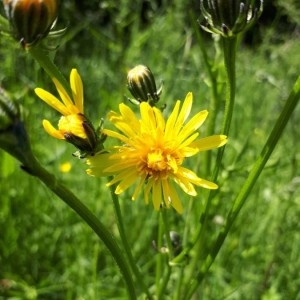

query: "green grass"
xmin=1 ymin=1 xmax=300 ymax=299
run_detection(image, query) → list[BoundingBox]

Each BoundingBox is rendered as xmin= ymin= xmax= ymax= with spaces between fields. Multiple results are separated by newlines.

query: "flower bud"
xmin=127 ymin=65 xmax=162 ymax=106
xmin=0 ymin=88 xmax=33 ymax=165
xmin=200 ymin=0 xmax=263 ymax=37
xmin=3 ymin=0 xmax=58 ymax=47
xmin=0 ymin=88 xmax=20 ymax=129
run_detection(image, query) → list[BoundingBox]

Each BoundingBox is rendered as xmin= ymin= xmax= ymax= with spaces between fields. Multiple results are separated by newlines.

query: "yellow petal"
xmin=86 ymin=153 xmax=112 ymax=176
xmin=104 ymin=156 xmax=137 ymax=172
xmin=178 ymin=167 xmax=218 ymax=189
xmin=153 ymin=106 xmax=165 ymax=131
xmin=165 ymin=100 xmax=180 ymax=138
xmin=108 ymin=168 xmax=138 ymax=193
xmin=167 ymin=181 xmax=183 ymax=214
xmin=173 ymin=170 xmax=198 ymax=196
xmin=35 ymin=88 xmax=69 ymax=115
xmin=42 ymin=119 xmax=64 ymax=139
xmin=52 ymin=78 xmax=79 ymax=114
xmin=119 ymin=103 xmax=139 ymax=128
xmin=195 ymin=178 xmax=218 ymax=189
xmin=144 ymin=179 xmax=153 ymax=205
xmin=176 ymin=132 xmax=199 ymax=151
xmin=190 ymin=135 xmax=228 ymax=151
xmin=70 ymin=69 xmax=84 ymax=113
xmin=152 ymin=180 xmax=162 ymax=211
xmin=173 ymin=92 xmax=193 ymax=133
xmin=177 ymin=110 xmax=208 ymax=144
xmin=140 ymin=102 xmax=157 ymax=136
xmin=102 ymin=129 xmax=131 ymax=144
xmin=132 ymin=174 xmax=147 ymax=200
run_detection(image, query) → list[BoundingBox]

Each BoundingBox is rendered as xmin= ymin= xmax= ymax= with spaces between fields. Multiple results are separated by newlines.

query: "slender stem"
xmin=191 ymin=15 xmax=222 ymax=175
xmin=173 ymin=197 xmax=194 ymax=300
xmin=109 ymin=185 xmax=152 ymax=299
xmin=161 ymin=208 xmax=173 ymax=256
xmin=196 ymin=36 xmax=237 ymax=252
xmin=158 ymin=268 xmax=171 ymax=300
xmin=184 ymin=74 xmax=300 ymax=300
xmin=157 ymin=209 xmax=172 ymax=299
xmin=155 ymin=212 xmax=164 ymax=296
xmin=174 ymin=36 xmax=238 ymax=293
xmin=170 ymin=23 xmax=234 ymax=271
xmin=220 ymin=37 xmax=237 ymax=136
xmin=26 ymin=154 xmax=136 ymax=300
xmin=28 ymin=45 xmax=72 ymax=97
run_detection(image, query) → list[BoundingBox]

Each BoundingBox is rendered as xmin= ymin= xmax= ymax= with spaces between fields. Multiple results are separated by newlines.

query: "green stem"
xmin=155 ymin=212 xmax=164 ymax=296
xmin=191 ymin=15 xmax=221 ymax=175
xmin=173 ymin=36 xmax=238 ymax=291
xmin=184 ymin=74 xmax=300 ymax=300
xmin=109 ymin=185 xmax=152 ymax=299
xmin=173 ymin=197 xmax=194 ymax=300
xmin=157 ymin=209 xmax=172 ymax=299
xmin=196 ymin=36 xmax=237 ymax=255
xmin=220 ymin=37 xmax=237 ymax=137
xmin=28 ymin=45 xmax=72 ymax=97
xmin=158 ymin=267 xmax=171 ymax=300
xmin=170 ymin=21 xmax=235 ymax=270
xmin=25 ymin=155 xmax=136 ymax=300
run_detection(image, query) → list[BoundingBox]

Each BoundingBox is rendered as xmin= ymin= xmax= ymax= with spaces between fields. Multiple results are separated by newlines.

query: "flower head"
xmin=35 ymin=69 xmax=99 ymax=157
xmin=87 ymin=92 xmax=227 ymax=213
xmin=127 ymin=65 xmax=162 ymax=106
xmin=3 ymin=0 xmax=58 ymax=48
xmin=200 ymin=0 xmax=263 ymax=37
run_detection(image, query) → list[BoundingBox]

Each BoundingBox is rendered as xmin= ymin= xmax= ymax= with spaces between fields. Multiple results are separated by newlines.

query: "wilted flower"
xmin=35 ymin=69 xmax=100 ymax=157
xmin=3 ymin=0 xmax=58 ymax=47
xmin=87 ymin=92 xmax=227 ymax=213
xmin=200 ymin=0 xmax=263 ymax=37
xmin=127 ymin=65 xmax=162 ymax=106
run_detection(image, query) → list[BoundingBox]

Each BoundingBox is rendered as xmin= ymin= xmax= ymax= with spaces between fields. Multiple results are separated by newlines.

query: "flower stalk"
xmin=109 ymin=183 xmax=152 ymax=299
xmin=157 ymin=209 xmax=172 ymax=299
xmin=28 ymin=45 xmax=72 ymax=98
xmin=0 ymin=91 xmax=136 ymax=298
xmin=184 ymin=73 xmax=300 ymax=300
xmin=26 ymin=156 xmax=136 ymax=299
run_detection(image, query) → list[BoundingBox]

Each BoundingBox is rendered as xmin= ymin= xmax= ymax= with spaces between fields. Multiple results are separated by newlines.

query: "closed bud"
xmin=0 ymin=88 xmax=20 ymax=129
xmin=0 ymin=88 xmax=33 ymax=165
xmin=127 ymin=65 xmax=162 ymax=106
xmin=200 ymin=0 xmax=263 ymax=37
xmin=3 ymin=0 xmax=58 ymax=47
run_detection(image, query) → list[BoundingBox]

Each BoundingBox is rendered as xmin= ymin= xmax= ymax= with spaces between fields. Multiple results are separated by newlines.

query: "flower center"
xmin=58 ymin=114 xmax=87 ymax=139
xmin=142 ymin=148 xmax=182 ymax=178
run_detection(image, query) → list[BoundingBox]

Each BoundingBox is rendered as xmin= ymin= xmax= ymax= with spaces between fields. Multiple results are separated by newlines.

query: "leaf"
xmin=0 ymin=152 xmax=16 ymax=178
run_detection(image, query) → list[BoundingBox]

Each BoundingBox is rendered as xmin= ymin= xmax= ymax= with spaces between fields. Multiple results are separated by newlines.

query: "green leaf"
xmin=0 ymin=152 xmax=16 ymax=178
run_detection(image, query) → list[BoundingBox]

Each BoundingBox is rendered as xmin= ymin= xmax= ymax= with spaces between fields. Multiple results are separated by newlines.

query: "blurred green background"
xmin=1 ymin=0 xmax=300 ymax=299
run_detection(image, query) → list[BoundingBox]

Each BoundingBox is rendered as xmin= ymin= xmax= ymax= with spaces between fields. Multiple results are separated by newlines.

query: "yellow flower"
xmin=35 ymin=68 xmax=85 ymax=140
xmin=87 ymin=92 xmax=227 ymax=213
xmin=34 ymin=69 xmax=99 ymax=157
xmin=59 ymin=162 xmax=72 ymax=173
